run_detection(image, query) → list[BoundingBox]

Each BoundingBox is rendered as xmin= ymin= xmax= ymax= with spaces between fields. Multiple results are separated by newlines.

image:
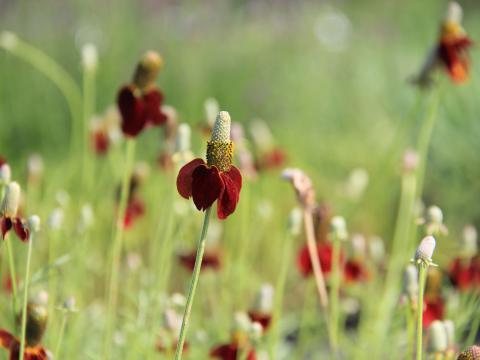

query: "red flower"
xmin=423 ymin=296 xmax=445 ymax=328
xmin=297 ymin=242 xmax=336 ymax=277
xmin=247 ymin=311 xmax=272 ymax=331
xmin=122 ymin=197 xmax=145 ymax=229
xmin=117 ymin=86 xmax=167 ymax=137
xmin=256 ymin=148 xmax=287 ymax=171
xmin=210 ymin=342 xmax=256 ymax=360
xmin=344 ymin=259 xmax=369 ymax=283
xmin=0 ymin=329 xmax=48 ymax=360
xmin=178 ymin=249 xmax=222 ymax=272
xmin=1 ymin=217 xmax=29 ymax=242
xmin=438 ymin=34 xmax=472 ymax=83
xmin=448 ymin=257 xmax=480 ymax=290
xmin=92 ymin=130 xmax=110 ymax=155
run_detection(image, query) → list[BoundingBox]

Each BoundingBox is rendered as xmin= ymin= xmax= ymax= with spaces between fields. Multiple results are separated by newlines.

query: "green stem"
xmin=174 ymin=208 xmax=212 ymax=360
xmin=406 ymin=303 xmax=415 ymax=360
xmin=329 ymin=235 xmax=342 ymax=353
xmin=103 ymin=138 xmax=136 ymax=359
xmin=19 ymin=233 xmax=34 ymax=360
xmin=82 ymin=63 xmax=96 ymax=192
xmin=416 ymin=263 xmax=428 ymax=360
xmin=54 ymin=313 xmax=68 ymax=358
xmin=0 ymin=34 xmax=83 ymax=157
xmin=5 ymin=235 xmax=18 ymax=328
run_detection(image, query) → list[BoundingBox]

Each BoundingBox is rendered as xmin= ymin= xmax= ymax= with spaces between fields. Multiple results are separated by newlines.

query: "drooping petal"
xmin=191 ymin=165 xmax=224 ymax=211
xmin=143 ymin=89 xmax=167 ymax=126
xmin=217 ymin=169 xmax=241 ymax=220
xmin=0 ymin=329 xmax=16 ymax=349
xmin=438 ymin=36 xmax=473 ymax=83
xmin=13 ymin=218 xmax=29 ymax=242
xmin=176 ymin=159 xmax=206 ymax=199
xmin=117 ymin=86 xmax=146 ymax=137
xmin=1 ymin=217 xmax=12 ymax=239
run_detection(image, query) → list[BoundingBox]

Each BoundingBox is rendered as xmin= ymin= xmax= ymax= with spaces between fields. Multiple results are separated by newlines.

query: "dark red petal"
xmin=0 ymin=157 xmax=6 ymax=167
xmin=1 ymin=217 xmax=12 ymax=239
xmin=0 ymin=329 xmax=16 ymax=349
xmin=176 ymin=159 xmax=206 ymax=199
xmin=117 ymin=85 xmax=145 ymax=137
xmin=13 ymin=218 xmax=29 ymax=242
xmin=423 ymin=297 xmax=445 ymax=328
xmin=217 ymin=167 xmax=242 ymax=219
xmin=92 ymin=131 xmax=109 ymax=155
xmin=248 ymin=311 xmax=272 ymax=330
xmin=143 ymin=89 xmax=167 ymax=126
xmin=191 ymin=165 xmax=224 ymax=211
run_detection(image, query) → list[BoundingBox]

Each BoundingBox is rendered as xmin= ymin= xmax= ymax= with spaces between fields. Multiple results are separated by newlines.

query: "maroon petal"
xmin=176 ymin=159 xmax=206 ymax=199
xmin=191 ymin=165 xmax=224 ymax=211
xmin=217 ymin=167 xmax=242 ymax=219
xmin=13 ymin=218 xmax=29 ymax=242
xmin=117 ymin=85 xmax=146 ymax=137
xmin=0 ymin=329 xmax=16 ymax=349
xmin=1 ymin=217 xmax=12 ymax=240
xmin=143 ymin=89 xmax=167 ymax=126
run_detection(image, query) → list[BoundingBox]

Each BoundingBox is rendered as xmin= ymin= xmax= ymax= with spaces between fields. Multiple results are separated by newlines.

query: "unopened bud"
xmin=82 ymin=43 xmax=98 ymax=71
xmin=445 ymin=2 xmax=463 ymax=24
xmin=428 ymin=320 xmax=448 ymax=353
xmin=27 ymin=215 xmax=41 ymax=233
xmin=462 ymin=225 xmax=477 ymax=257
xmin=288 ymin=208 xmax=303 ymax=236
xmin=204 ymin=98 xmax=219 ymax=128
xmin=1 ymin=181 xmax=20 ymax=217
xmin=25 ymin=302 xmax=48 ymax=346
xmin=331 ymin=216 xmax=348 ymax=241
xmin=252 ymin=284 xmax=274 ymax=314
xmin=27 ymin=153 xmax=44 ymax=183
xmin=0 ymin=31 xmax=18 ymax=50
xmin=403 ymin=264 xmax=419 ymax=300
xmin=415 ymin=236 xmax=436 ymax=263
xmin=0 ymin=163 xmax=11 ymax=185
xmin=175 ymin=124 xmax=191 ymax=153
xmin=427 ymin=206 xmax=444 ymax=225
xmin=133 ymin=51 xmax=163 ymax=90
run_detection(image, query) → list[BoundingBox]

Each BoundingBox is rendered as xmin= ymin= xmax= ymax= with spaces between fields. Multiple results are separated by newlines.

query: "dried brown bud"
xmin=133 ymin=51 xmax=163 ymax=91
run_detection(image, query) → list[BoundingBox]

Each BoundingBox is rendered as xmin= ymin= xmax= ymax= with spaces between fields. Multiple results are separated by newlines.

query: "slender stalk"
xmin=54 ymin=313 xmax=68 ymax=359
xmin=303 ymin=209 xmax=329 ymax=309
xmin=82 ymin=61 xmax=96 ymax=192
xmin=19 ymin=233 xmax=34 ymax=360
xmin=406 ymin=303 xmax=416 ymax=360
xmin=103 ymin=138 xmax=136 ymax=359
xmin=174 ymin=208 xmax=212 ymax=360
xmin=416 ymin=263 xmax=428 ymax=360
xmin=329 ymin=234 xmax=342 ymax=353
xmin=5 ymin=235 xmax=18 ymax=328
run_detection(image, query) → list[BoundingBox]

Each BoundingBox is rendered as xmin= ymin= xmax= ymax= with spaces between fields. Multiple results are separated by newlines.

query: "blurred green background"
xmin=1 ymin=0 xmax=480 ymax=238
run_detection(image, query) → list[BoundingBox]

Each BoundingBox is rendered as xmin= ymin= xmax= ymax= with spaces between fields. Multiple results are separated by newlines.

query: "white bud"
xmin=47 ymin=208 xmax=64 ymax=230
xmin=28 ymin=215 xmax=41 ymax=233
xmin=403 ymin=264 xmax=419 ymax=299
xmin=345 ymin=168 xmax=369 ymax=200
xmin=0 ymin=163 xmax=11 ymax=185
xmin=250 ymin=322 xmax=263 ymax=340
xmin=288 ymin=207 xmax=303 ymax=236
xmin=175 ymin=123 xmax=191 ymax=153
xmin=232 ymin=312 xmax=252 ymax=334
xmin=163 ymin=308 xmax=182 ymax=334
xmin=443 ymin=320 xmax=455 ymax=347
xmin=0 ymin=31 xmax=19 ymax=50
xmin=252 ymin=284 xmax=274 ymax=314
xmin=211 ymin=111 xmax=231 ymax=143
xmin=331 ymin=216 xmax=348 ymax=240
xmin=27 ymin=153 xmax=44 ymax=182
xmin=445 ymin=2 xmax=463 ymax=24
xmin=415 ymin=236 xmax=436 ymax=262
xmin=427 ymin=206 xmax=444 ymax=225
xmin=462 ymin=225 xmax=477 ymax=257
xmin=80 ymin=204 xmax=94 ymax=229
xmin=82 ymin=43 xmax=98 ymax=71
xmin=250 ymin=119 xmax=274 ymax=152
xmin=204 ymin=98 xmax=219 ymax=127
xmin=368 ymin=236 xmax=385 ymax=264
xmin=428 ymin=320 xmax=448 ymax=353
xmin=1 ymin=181 xmax=20 ymax=217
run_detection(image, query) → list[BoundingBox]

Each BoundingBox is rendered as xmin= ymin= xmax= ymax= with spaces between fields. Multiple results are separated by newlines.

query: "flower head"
xmin=1 ymin=182 xmax=29 ymax=241
xmin=458 ymin=345 xmax=480 ymax=360
xmin=415 ymin=235 xmax=436 ymax=265
xmin=117 ymin=51 xmax=167 ymax=137
xmin=176 ymin=111 xmax=242 ymax=220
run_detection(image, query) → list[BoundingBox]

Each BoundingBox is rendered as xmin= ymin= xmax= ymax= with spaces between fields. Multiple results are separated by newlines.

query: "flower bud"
xmin=345 ymin=168 xmax=369 ymax=200
xmin=252 ymin=284 xmax=274 ymax=314
xmin=457 ymin=345 xmax=480 ymax=360
xmin=0 ymin=162 xmax=11 ymax=185
xmin=27 ymin=215 xmax=41 ymax=233
xmin=175 ymin=124 xmax=192 ymax=154
xmin=206 ymin=111 xmax=233 ymax=172
xmin=47 ymin=208 xmax=64 ymax=230
xmin=445 ymin=1 xmax=462 ymax=24
xmin=133 ymin=51 xmax=163 ymax=91
xmin=288 ymin=207 xmax=303 ymax=236
xmin=204 ymin=98 xmax=219 ymax=128
xmin=82 ymin=43 xmax=98 ymax=71
xmin=443 ymin=320 xmax=455 ymax=348
xmin=428 ymin=320 xmax=448 ymax=353
xmin=368 ymin=236 xmax=385 ymax=265
xmin=1 ymin=181 xmax=20 ymax=217
xmin=27 ymin=153 xmax=44 ymax=184
xmin=462 ymin=225 xmax=477 ymax=257
xmin=0 ymin=31 xmax=18 ymax=50
xmin=402 ymin=264 xmax=419 ymax=300
xmin=427 ymin=206 xmax=444 ymax=225
xmin=415 ymin=236 xmax=436 ymax=263
xmin=331 ymin=216 xmax=348 ymax=241
xmin=25 ymin=302 xmax=48 ymax=346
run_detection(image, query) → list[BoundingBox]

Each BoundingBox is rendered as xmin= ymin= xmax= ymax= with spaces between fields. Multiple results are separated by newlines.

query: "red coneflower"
xmin=297 ymin=242 xmax=336 ymax=278
xmin=424 ymin=267 xmax=445 ymax=328
xmin=210 ymin=343 xmax=256 ymax=360
xmin=0 ymin=302 xmax=49 ymax=360
xmin=344 ymin=259 xmax=369 ymax=283
xmin=448 ymin=256 xmax=480 ymax=291
xmin=117 ymin=51 xmax=168 ymax=137
xmin=248 ymin=284 xmax=274 ymax=331
xmin=178 ymin=249 xmax=222 ymax=272
xmin=1 ymin=182 xmax=29 ymax=241
xmin=177 ymin=111 xmax=242 ymax=220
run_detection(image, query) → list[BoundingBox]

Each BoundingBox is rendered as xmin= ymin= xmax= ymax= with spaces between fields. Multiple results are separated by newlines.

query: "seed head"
xmin=457 ymin=345 xmax=480 ymax=360
xmin=428 ymin=320 xmax=448 ymax=353
xmin=462 ymin=225 xmax=477 ymax=257
xmin=211 ymin=111 xmax=231 ymax=143
xmin=282 ymin=168 xmax=316 ymax=209
xmin=445 ymin=2 xmax=463 ymax=24
xmin=175 ymin=124 xmax=191 ymax=153
xmin=206 ymin=112 xmax=233 ymax=172
xmin=252 ymin=284 xmax=274 ymax=314
xmin=28 ymin=215 xmax=41 ymax=233
xmin=0 ymin=31 xmax=18 ymax=50
xmin=24 ymin=302 xmax=48 ymax=346
xmin=81 ymin=43 xmax=98 ymax=71
xmin=331 ymin=216 xmax=348 ymax=241
xmin=133 ymin=50 xmax=163 ymax=91
xmin=1 ymin=181 xmax=21 ymax=218
xmin=415 ymin=235 xmax=436 ymax=263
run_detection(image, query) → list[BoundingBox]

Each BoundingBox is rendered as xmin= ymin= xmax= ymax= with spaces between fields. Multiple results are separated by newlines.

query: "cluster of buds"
xmin=282 ymin=168 xmax=316 ymax=210
xmin=427 ymin=320 xmax=456 ymax=358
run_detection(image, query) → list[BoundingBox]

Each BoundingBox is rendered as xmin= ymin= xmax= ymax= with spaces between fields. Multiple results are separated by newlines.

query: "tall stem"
xmin=82 ymin=62 xmax=96 ymax=192
xmin=5 ymin=235 xmax=18 ymax=328
xmin=329 ymin=234 xmax=342 ymax=353
xmin=54 ymin=313 xmax=68 ymax=359
xmin=103 ymin=138 xmax=136 ymax=359
xmin=174 ymin=208 xmax=212 ymax=360
xmin=19 ymin=233 xmax=34 ymax=360
xmin=416 ymin=263 xmax=428 ymax=360
xmin=303 ymin=209 xmax=329 ymax=309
